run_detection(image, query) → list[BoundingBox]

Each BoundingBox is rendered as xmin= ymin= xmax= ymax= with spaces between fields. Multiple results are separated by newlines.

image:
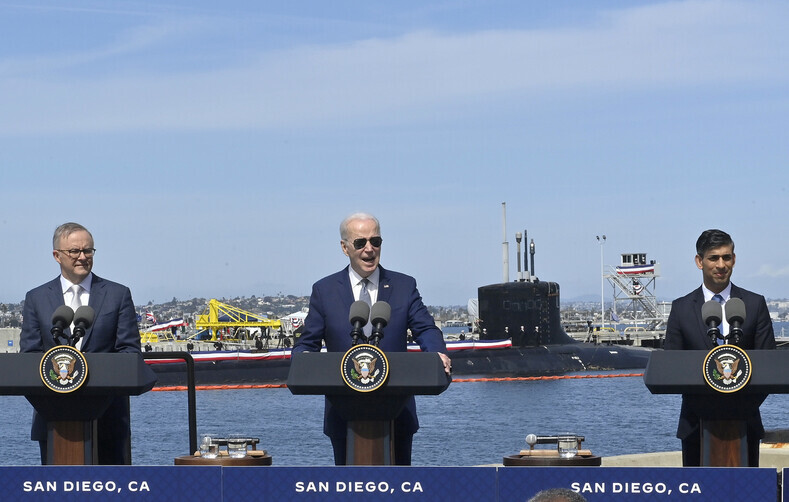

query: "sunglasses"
xmin=350 ymin=236 xmax=382 ymax=250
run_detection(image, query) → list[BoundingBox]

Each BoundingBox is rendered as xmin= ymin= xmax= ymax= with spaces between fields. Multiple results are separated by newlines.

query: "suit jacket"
xmin=21 ymin=274 xmax=141 ymax=440
xmin=664 ymin=284 xmax=776 ymax=440
xmin=292 ymin=265 xmax=447 ymax=438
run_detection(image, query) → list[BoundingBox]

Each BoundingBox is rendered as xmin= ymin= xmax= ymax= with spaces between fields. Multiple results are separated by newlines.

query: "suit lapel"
xmin=83 ymin=275 xmax=106 ymax=350
xmin=691 ymin=287 xmax=714 ymax=349
xmin=44 ymin=277 xmax=67 ymax=341
xmin=46 ymin=277 xmax=64 ymax=313
xmin=335 ymin=268 xmax=355 ymax=311
xmin=376 ymin=266 xmax=392 ymax=304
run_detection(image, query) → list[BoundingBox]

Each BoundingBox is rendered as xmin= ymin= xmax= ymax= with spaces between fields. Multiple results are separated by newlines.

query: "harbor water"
xmin=3 ymin=370 xmax=788 ymax=466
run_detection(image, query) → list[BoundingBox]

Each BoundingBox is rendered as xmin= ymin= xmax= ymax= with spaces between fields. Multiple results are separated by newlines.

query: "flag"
xmin=146 ymin=311 xmax=157 ymax=324
xmin=611 ymin=312 xmax=620 ymax=322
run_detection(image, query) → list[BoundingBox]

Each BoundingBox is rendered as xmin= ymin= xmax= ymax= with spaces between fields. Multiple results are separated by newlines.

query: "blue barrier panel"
xmin=0 ymin=465 xmax=779 ymax=501
xmin=0 ymin=466 xmax=221 ymax=502
xmin=223 ymin=466 xmax=497 ymax=502
xmin=499 ymin=466 xmax=777 ymax=502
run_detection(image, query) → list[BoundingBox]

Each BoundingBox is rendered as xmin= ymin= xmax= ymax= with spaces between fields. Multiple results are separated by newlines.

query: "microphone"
xmin=348 ymin=300 xmax=370 ymax=346
xmin=701 ymin=300 xmax=723 ymax=345
xmin=368 ymin=301 xmax=391 ymax=347
xmin=70 ymin=305 xmax=95 ymax=347
xmin=51 ymin=305 xmax=74 ymax=345
xmin=725 ymin=297 xmax=746 ymax=346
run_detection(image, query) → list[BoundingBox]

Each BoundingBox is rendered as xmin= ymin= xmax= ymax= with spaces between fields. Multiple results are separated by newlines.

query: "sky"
xmin=1 ymin=0 xmax=788 ymax=308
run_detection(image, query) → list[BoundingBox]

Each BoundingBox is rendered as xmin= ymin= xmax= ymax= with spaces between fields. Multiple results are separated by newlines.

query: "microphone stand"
xmin=706 ymin=326 xmax=721 ymax=345
xmin=68 ymin=327 xmax=85 ymax=348
xmin=369 ymin=323 xmax=385 ymax=347
xmin=51 ymin=326 xmax=69 ymax=346
xmin=728 ymin=327 xmax=743 ymax=347
xmin=350 ymin=326 xmax=367 ymax=347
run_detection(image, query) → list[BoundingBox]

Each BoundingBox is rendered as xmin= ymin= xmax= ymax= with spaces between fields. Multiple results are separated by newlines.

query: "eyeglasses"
xmin=57 ymin=248 xmax=96 ymax=258
xmin=350 ymin=236 xmax=382 ymax=250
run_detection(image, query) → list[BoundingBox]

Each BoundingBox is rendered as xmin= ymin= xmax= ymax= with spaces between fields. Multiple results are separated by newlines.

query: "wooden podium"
xmin=644 ymin=350 xmax=789 ymax=466
xmin=288 ymin=351 xmax=450 ymax=465
xmin=0 ymin=353 xmax=157 ymax=465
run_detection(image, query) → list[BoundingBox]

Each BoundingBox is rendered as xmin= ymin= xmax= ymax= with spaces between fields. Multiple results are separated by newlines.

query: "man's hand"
xmin=438 ymin=352 xmax=452 ymax=375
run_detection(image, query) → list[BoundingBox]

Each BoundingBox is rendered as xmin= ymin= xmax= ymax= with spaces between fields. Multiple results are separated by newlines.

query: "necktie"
xmin=70 ymin=284 xmax=83 ymax=312
xmin=360 ymin=279 xmax=372 ymax=337
xmin=712 ymin=294 xmax=727 ymax=342
xmin=360 ymin=279 xmax=372 ymax=306
xmin=70 ymin=285 xmax=84 ymax=349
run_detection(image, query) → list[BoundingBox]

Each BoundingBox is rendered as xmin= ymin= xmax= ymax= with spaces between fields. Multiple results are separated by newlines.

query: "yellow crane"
xmin=195 ymin=299 xmax=281 ymax=341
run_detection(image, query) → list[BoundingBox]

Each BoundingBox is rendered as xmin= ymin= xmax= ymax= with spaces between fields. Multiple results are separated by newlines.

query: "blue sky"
xmin=1 ymin=0 xmax=788 ymax=307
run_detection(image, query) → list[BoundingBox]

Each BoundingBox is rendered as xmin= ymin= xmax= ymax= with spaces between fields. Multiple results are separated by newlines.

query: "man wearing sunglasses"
xmin=293 ymin=212 xmax=451 ymax=465
xmin=20 ymin=222 xmax=141 ymax=464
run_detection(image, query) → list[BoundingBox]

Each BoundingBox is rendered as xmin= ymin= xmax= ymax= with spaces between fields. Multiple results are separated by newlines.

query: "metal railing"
xmin=142 ymin=352 xmax=197 ymax=455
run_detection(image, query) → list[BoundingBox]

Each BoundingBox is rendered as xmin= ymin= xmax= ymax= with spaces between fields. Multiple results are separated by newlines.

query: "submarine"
xmin=446 ymin=204 xmax=651 ymax=377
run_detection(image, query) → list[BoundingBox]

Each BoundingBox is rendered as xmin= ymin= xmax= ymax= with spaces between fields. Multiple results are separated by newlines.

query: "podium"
xmin=288 ymin=351 xmax=450 ymax=465
xmin=0 ymin=353 xmax=157 ymax=465
xmin=644 ymin=350 xmax=789 ymax=466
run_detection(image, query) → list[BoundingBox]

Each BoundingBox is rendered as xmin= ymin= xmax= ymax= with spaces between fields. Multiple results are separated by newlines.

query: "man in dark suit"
xmin=292 ymin=212 xmax=451 ymax=465
xmin=21 ymin=222 xmax=141 ymax=465
xmin=664 ymin=229 xmax=775 ymax=466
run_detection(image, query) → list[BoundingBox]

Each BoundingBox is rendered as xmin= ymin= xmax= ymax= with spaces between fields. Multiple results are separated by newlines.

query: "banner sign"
xmin=0 ymin=465 xmax=777 ymax=501
xmin=223 ymin=466 xmax=497 ymax=502
xmin=499 ymin=466 xmax=777 ymax=501
xmin=2 ymin=466 xmax=221 ymax=502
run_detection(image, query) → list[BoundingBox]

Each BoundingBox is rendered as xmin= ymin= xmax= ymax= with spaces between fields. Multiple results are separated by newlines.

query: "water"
xmin=3 ymin=371 xmax=789 ymax=466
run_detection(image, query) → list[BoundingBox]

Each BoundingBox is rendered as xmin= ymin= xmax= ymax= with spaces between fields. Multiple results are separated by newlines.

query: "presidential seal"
xmin=703 ymin=345 xmax=751 ymax=393
xmin=40 ymin=345 xmax=88 ymax=393
xmin=340 ymin=344 xmax=389 ymax=392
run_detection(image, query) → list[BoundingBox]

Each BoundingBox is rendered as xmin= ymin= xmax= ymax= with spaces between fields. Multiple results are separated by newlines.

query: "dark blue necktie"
xmin=712 ymin=294 xmax=726 ymax=342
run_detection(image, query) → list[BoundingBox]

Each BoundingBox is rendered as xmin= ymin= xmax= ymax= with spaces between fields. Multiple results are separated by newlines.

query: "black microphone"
xmin=725 ymin=297 xmax=746 ymax=346
xmin=51 ymin=305 xmax=74 ymax=345
xmin=348 ymin=300 xmax=370 ymax=346
xmin=368 ymin=301 xmax=391 ymax=347
xmin=70 ymin=305 xmax=95 ymax=347
xmin=701 ymin=300 xmax=723 ymax=345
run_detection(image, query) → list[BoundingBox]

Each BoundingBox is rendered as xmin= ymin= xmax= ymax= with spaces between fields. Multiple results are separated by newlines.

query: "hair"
xmin=53 ymin=222 xmax=93 ymax=249
xmin=695 ymin=229 xmax=734 ymax=258
xmin=528 ymin=488 xmax=587 ymax=502
xmin=339 ymin=212 xmax=380 ymax=241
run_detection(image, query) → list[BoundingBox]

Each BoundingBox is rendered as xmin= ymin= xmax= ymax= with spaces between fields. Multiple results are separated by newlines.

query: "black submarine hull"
xmin=448 ymin=343 xmax=650 ymax=377
xmin=148 ymin=341 xmax=649 ymax=387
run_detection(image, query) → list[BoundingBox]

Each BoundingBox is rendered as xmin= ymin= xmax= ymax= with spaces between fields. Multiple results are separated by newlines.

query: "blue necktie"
xmin=712 ymin=294 xmax=726 ymax=343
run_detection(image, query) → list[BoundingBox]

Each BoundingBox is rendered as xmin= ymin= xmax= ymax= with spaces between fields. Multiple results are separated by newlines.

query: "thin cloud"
xmin=1 ymin=0 xmax=787 ymax=135
xmin=754 ymin=265 xmax=789 ymax=279
xmin=0 ymin=18 xmax=206 ymax=77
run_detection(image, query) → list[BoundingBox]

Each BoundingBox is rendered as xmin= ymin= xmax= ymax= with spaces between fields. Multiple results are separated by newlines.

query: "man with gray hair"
xmin=21 ymin=222 xmax=140 ymax=464
xmin=293 ymin=212 xmax=450 ymax=465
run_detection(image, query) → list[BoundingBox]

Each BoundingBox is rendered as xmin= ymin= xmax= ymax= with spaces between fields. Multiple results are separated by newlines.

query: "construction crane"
xmin=195 ymin=299 xmax=282 ymax=341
